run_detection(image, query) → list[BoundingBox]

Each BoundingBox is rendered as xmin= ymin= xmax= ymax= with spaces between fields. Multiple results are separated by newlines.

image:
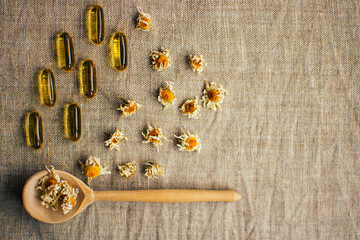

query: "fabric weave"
xmin=0 ymin=0 xmax=359 ymax=239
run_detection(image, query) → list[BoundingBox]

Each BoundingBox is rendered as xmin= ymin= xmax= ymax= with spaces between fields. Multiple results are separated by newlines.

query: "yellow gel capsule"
xmin=38 ymin=68 xmax=56 ymax=107
xmin=56 ymin=32 xmax=75 ymax=72
xmin=86 ymin=5 xmax=104 ymax=45
xmin=24 ymin=111 xmax=43 ymax=149
xmin=109 ymin=31 xmax=128 ymax=71
xmin=64 ymin=103 xmax=81 ymax=141
xmin=79 ymin=59 xmax=97 ymax=99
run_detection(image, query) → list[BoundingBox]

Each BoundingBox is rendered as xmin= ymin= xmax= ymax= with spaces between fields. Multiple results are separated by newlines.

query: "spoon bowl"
xmin=23 ymin=170 xmax=241 ymax=223
xmin=22 ymin=170 xmax=93 ymax=223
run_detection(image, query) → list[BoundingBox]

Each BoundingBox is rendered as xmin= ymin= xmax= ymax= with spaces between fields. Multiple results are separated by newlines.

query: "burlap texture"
xmin=0 ymin=0 xmax=359 ymax=239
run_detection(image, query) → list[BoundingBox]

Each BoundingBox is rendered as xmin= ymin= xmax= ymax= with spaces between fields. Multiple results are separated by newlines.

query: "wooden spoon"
xmin=22 ymin=170 xmax=241 ymax=223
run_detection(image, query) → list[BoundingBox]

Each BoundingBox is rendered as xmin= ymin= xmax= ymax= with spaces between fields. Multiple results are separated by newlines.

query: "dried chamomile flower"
xmin=201 ymin=80 xmax=227 ymax=111
xmin=180 ymin=97 xmax=200 ymax=119
xmin=37 ymin=166 xmax=79 ymax=215
xmin=38 ymin=166 xmax=61 ymax=189
xmin=144 ymin=162 xmax=164 ymax=179
xmin=158 ymin=82 xmax=176 ymax=108
xmin=118 ymin=161 xmax=136 ymax=179
xmin=142 ymin=123 xmax=167 ymax=151
xmin=136 ymin=7 xmax=152 ymax=31
xmin=175 ymin=130 xmax=201 ymax=153
xmin=150 ymin=47 xmax=172 ymax=71
xmin=188 ymin=55 xmax=206 ymax=73
xmin=117 ymin=99 xmax=141 ymax=118
xmin=105 ymin=130 xmax=128 ymax=151
xmin=57 ymin=181 xmax=78 ymax=215
xmin=79 ymin=156 xmax=111 ymax=185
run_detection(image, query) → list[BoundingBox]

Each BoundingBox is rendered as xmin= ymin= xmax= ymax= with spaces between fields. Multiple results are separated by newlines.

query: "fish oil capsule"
xmin=56 ymin=32 xmax=75 ymax=72
xmin=24 ymin=111 xmax=43 ymax=149
xmin=109 ymin=31 xmax=128 ymax=71
xmin=38 ymin=68 xmax=56 ymax=107
xmin=86 ymin=5 xmax=104 ymax=45
xmin=64 ymin=103 xmax=81 ymax=141
xmin=79 ymin=59 xmax=97 ymax=99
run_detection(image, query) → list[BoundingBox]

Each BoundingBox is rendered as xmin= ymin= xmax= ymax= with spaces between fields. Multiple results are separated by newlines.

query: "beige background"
xmin=1 ymin=0 xmax=359 ymax=239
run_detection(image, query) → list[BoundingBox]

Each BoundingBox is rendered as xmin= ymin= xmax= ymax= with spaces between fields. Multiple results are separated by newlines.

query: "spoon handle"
xmin=93 ymin=189 xmax=241 ymax=202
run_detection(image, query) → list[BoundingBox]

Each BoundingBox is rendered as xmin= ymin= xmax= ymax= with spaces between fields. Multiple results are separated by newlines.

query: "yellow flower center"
xmin=161 ymin=89 xmax=174 ymax=103
xmin=185 ymin=137 xmax=197 ymax=150
xmin=156 ymin=54 xmax=169 ymax=68
xmin=84 ymin=165 xmax=101 ymax=178
xmin=70 ymin=196 xmax=76 ymax=206
xmin=149 ymin=129 xmax=160 ymax=143
xmin=139 ymin=17 xmax=150 ymax=30
xmin=125 ymin=105 xmax=137 ymax=113
xmin=44 ymin=178 xmax=57 ymax=188
xmin=207 ymin=89 xmax=220 ymax=102
xmin=185 ymin=101 xmax=196 ymax=113
xmin=193 ymin=60 xmax=202 ymax=69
